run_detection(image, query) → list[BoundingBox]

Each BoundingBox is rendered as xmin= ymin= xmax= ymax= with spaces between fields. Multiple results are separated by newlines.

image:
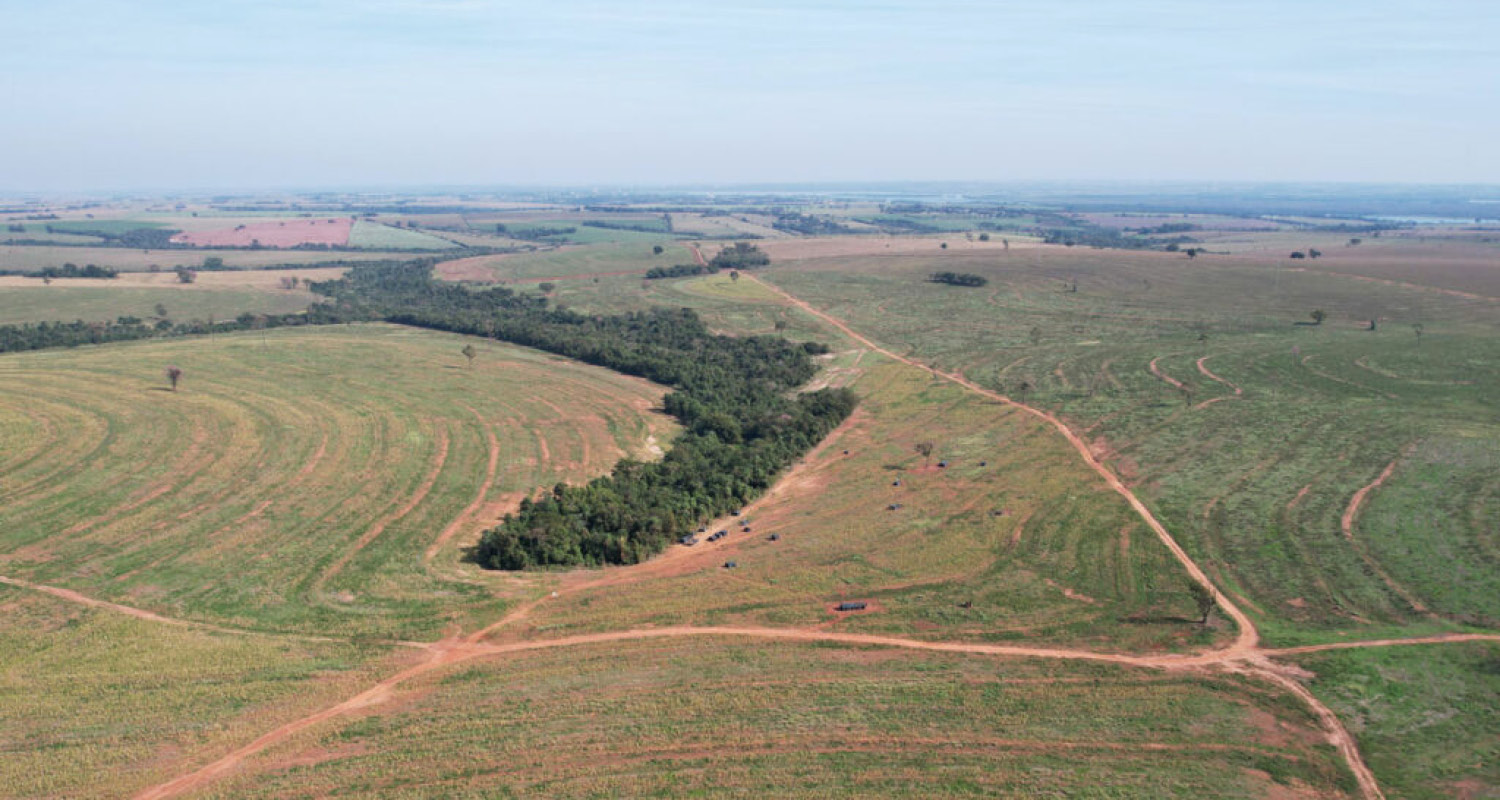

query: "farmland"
xmin=346 ymin=220 xmax=460 ymax=250
xmin=0 ymin=325 xmax=676 ymax=641
xmin=2 ymin=198 xmax=1497 ymax=799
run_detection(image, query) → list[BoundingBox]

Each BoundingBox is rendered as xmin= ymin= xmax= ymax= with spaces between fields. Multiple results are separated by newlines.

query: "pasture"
xmin=0 ymin=325 xmax=676 ymax=641
xmin=202 ymin=638 xmax=1352 ymax=799
xmin=729 ymin=242 xmax=1500 ymax=647
xmin=346 ymin=220 xmax=460 ymax=250
xmin=1290 ymin=641 xmax=1500 ymax=799
xmin=0 ymin=245 xmax=411 ymax=272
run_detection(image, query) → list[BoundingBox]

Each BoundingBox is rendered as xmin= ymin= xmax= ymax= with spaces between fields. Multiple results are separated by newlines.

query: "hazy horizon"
xmin=4 ymin=1 xmax=1498 ymax=191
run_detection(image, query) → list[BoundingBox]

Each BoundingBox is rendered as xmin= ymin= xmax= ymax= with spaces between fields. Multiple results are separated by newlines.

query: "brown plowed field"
xmin=170 ymin=218 xmax=353 ymax=248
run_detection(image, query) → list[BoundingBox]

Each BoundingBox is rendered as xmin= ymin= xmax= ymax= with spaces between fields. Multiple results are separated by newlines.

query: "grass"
xmin=1291 ymin=642 xmax=1500 ymax=799
xmin=0 ymin=285 xmax=317 ymax=325
xmin=0 ymin=586 xmax=394 ymax=799
xmin=524 ymin=355 xmax=1223 ymax=653
xmin=0 ymin=245 xmax=411 ymax=272
xmin=0 ymin=324 xmax=676 ymax=641
xmin=437 ymin=241 xmax=691 ymax=283
xmin=742 ymin=245 xmax=1500 ymax=647
xmin=206 ymin=637 xmax=1350 ymax=798
xmin=347 ymin=221 xmax=460 ymax=250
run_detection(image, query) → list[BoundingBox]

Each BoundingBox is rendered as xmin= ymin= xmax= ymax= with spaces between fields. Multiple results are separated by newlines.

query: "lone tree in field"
xmin=461 ymin=343 xmax=477 ymax=369
xmin=175 ymin=267 xmax=196 ymax=284
xmin=1017 ymin=380 xmax=1032 ymax=404
xmin=729 ymin=270 xmax=740 ymax=282
xmin=165 ymin=365 xmax=183 ymax=392
xmin=1187 ymin=580 xmax=1217 ymax=624
xmin=652 ymin=244 xmax=664 ymax=255
xmin=538 ymin=282 xmax=556 ymax=294
xmin=1310 ymin=309 xmax=1326 ymax=325
xmin=1412 ymin=323 xmax=1424 ymax=345
xmin=914 ymin=442 xmax=934 ymax=469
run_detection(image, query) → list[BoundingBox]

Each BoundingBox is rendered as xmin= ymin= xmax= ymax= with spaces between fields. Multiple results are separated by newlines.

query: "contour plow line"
xmin=1341 ymin=447 xmax=1432 ymax=615
xmin=0 ymin=575 xmax=426 ymax=649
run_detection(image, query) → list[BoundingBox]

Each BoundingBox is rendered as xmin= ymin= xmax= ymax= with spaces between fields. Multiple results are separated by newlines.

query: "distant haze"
xmin=3 ymin=0 xmax=1498 ymax=191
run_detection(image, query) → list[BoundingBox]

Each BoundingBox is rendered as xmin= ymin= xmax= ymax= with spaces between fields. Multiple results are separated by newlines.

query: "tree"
xmin=1308 ymin=248 xmax=1323 ymax=259
xmin=1002 ymin=238 xmax=1010 ymax=251
xmin=461 ymin=343 xmax=477 ymax=368
xmin=1348 ymin=238 xmax=1362 ymax=246
xmin=202 ymin=256 xmax=225 ymax=270
xmin=1185 ymin=248 xmax=1199 ymax=259
xmin=1412 ymin=323 xmax=1424 ymax=345
xmin=1187 ymin=580 xmax=1216 ymax=624
xmin=940 ymin=242 xmax=948 ymax=250
xmin=1017 ymin=380 xmax=1032 ymax=404
xmin=538 ymin=282 xmax=556 ymax=294
xmin=729 ymin=270 xmax=739 ymax=282
xmin=1290 ymin=251 xmax=1306 ymax=259
xmin=164 ymin=365 xmax=183 ymax=392
xmin=1029 ymin=327 xmax=1043 ymax=346
xmin=652 ymin=244 xmax=665 ymax=255
xmin=154 ymin=303 xmax=168 ymax=319
xmin=978 ymin=232 xmax=990 ymax=242
xmin=175 ymin=267 xmax=196 ymax=284
xmin=914 ymin=441 xmax=934 ymax=469
xmin=1310 ymin=309 xmax=1326 ymax=325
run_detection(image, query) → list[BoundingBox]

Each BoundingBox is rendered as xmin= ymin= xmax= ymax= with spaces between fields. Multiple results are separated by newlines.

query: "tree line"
xmin=311 ymin=259 xmax=855 ymax=569
xmin=929 ymin=271 xmax=987 ymax=287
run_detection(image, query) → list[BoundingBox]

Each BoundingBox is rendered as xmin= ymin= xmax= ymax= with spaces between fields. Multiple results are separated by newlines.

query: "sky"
xmin=2 ymin=0 xmax=1499 ymax=191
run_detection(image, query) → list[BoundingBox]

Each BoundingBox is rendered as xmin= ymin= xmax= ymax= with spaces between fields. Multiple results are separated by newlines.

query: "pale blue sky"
xmin=3 ymin=0 xmax=1497 ymax=190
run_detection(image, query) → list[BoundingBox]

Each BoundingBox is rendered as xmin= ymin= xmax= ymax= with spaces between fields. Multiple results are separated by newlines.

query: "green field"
xmin=206 ymin=638 xmax=1351 ymax=799
xmin=438 ymin=241 xmax=693 ymax=283
xmin=1291 ymin=642 xmax=1500 ymax=799
xmin=347 ymin=221 xmax=460 ymax=250
xmin=0 ymin=325 xmax=675 ymax=641
xmin=4 ymin=223 xmax=1497 ymax=799
xmin=739 ymin=246 xmax=1500 ymax=647
xmin=0 ymin=285 xmax=318 ymax=325
xmin=0 ymin=245 xmax=411 ymax=272
xmin=0 ymin=588 xmax=392 ymax=799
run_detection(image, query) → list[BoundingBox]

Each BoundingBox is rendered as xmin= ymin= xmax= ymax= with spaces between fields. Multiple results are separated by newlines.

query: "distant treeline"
xmin=709 ymin=242 xmax=770 ymax=270
xmin=312 ymin=258 xmax=854 ymax=569
xmin=0 ymin=263 xmax=117 ymax=279
xmin=0 ymin=308 xmax=342 ymax=355
xmin=929 ymin=271 xmax=988 ymax=287
xmin=772 ymin=213 xmax=855 ymax=236
xmin=645 ymin=263 xmax=717 ymax=279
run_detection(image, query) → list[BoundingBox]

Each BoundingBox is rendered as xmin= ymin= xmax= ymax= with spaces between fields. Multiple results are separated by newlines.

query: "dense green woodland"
xmin=313 ymin=260 xmax=856 ymax=568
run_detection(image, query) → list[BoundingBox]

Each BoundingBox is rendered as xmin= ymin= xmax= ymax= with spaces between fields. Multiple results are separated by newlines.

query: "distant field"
xmin=0 ymin=245 xmax=410 ymax=272
xmin=347 ymin=220 xmax=460 ymax=250
xmin=438 ymin=241 xmax=687 ymax=283
xmin=205 ymin=638 xmax=1351 ymax=799
xmin=170 ymin=217 xmax=353 ymax=248
xmin=0 ymin=325 xmax=676 ymax=641
xmin=0 ymin=285 xmax=316 ymax=325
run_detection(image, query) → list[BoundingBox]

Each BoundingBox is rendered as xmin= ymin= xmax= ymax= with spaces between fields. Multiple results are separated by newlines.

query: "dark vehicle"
xmin=724 ymin=561 xmax=738 ymax=569
xmin=679 ymin=535 xmax=698 ymax=546
xmin=835 ymin=601 xmax=867 ymax=612
xmin=769 ymin=533 xmax=780 ymax=541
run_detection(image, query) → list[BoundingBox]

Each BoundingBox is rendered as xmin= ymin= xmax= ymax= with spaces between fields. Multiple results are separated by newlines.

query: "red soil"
xmin=170 ymin=218 xmax=353 ymax=248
